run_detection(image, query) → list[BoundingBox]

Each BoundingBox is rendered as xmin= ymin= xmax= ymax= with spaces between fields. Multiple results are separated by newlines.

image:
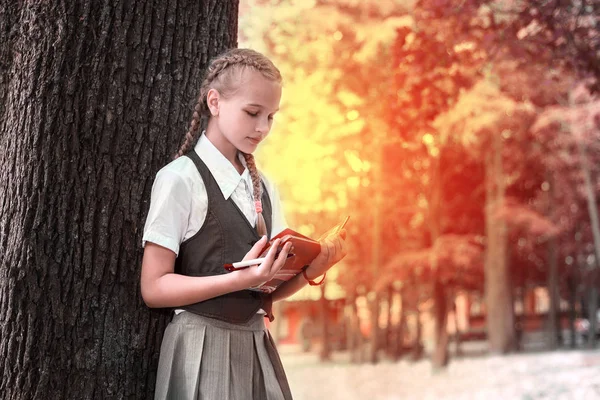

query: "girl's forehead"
xmin=233 ymin=69 xmax=281 ymax=108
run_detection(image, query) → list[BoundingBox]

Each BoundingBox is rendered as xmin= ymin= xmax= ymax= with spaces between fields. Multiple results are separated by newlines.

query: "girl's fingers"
xmin=333 ymin=234 xmax=342 ymax=256
xmin=243 ymin=235 xmax=269 ymax=261
xmin=327 ymin=233 xmax=346 ymax=264
xmin=337 ymin=234 xmax=347 ymax=260
xmin=243 ymin=231 xmax=347 ymax=288
xmin=324 ymin=237 xmax=334 ymax=262
xmin=270 ymin=241 xmax=292 ymax=274
xmin=262 ymin=238 xmax=281 ymax=266
xmin=339 ymin=236 xmax=347 ymax=259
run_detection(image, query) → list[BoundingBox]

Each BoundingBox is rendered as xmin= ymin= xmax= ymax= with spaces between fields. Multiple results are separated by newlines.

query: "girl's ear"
xmin=206 ymin=88 xmax=220 ymax=116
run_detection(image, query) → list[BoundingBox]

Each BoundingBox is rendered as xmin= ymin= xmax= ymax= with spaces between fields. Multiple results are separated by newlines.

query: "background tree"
xmin=0 ymin=1 xmax=238 ymax=397
xmin=379 ymin=0 xmax=488 ymax=365
xmin=532 ymin=88 xmax=600 ymax=348
xmin=239 ymin=0 xmax=600 ymax=369
xmin=240 ymin=0 xmax=416 ymax=363
xmin=392 ymin=0 xmax=599 ymax=355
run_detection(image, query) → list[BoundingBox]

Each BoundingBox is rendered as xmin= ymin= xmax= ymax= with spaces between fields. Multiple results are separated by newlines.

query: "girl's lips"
xmin=247 ymin=137 xmax=261 ymax=145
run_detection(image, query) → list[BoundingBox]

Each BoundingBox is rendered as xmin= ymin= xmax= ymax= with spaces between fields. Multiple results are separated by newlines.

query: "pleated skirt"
xmin=154 ymin=311 xmax=293 ymax=400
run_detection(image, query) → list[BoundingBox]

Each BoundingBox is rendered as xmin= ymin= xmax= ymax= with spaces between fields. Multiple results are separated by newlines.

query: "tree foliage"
xmin=240 ymin=0 xmax=600 ymax=358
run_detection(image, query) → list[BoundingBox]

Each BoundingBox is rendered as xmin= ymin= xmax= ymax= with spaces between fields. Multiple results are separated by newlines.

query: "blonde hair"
xmin=176 ymin=48 xmax=282 ymax=236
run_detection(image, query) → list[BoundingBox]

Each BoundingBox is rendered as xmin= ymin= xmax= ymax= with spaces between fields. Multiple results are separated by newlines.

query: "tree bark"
xmin=431 ymin=279 xmax=449 ymax=368
xmin=411 ymin=306 xmax=424 ymax=361
xmin=368 ymin=292 xmax=380 ymax=364
xmin=0 ymin=1 xmax=239 ymax=398
xmin=319 ymin=283 xmax=331 ymax=361
xmin=384 ymin=285 xmax=394 ymax=355
xmin=350 ymin=293 xmax=364 ymax=364
xmin=368 ymin=122 xmax=383 ymax=364
xmin=452 ymin=297 xmax=463 ymax=357
xmin=577 ymin=134 xmax=600 ymax=348
xmin=547 ymin=172 xmax=559 ymax=349
xmin=484 ymin=133 xmax=516 ymax=353
xmin=428 ymin=151 xmax=450 ymax=368
xmin=567 ymin=273 xmax=577 ymax=349
xmin=547 ymin=235 xmax=559 ymax=349
xmin=346 ymin=292 xmax=357 ymax=362
xmin=391 ymin=289 xmax=405 ymax=360
xmin=588 ymin=285 xmax=598 ymax=349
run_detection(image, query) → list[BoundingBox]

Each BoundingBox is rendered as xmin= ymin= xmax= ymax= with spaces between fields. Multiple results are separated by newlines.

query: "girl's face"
xmin=209 ymin=69 xmax=281 ymax=158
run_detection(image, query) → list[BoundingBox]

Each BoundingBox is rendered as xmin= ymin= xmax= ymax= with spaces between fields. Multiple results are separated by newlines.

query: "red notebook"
xmin=225 ymin=216 xmax=349 ymax=293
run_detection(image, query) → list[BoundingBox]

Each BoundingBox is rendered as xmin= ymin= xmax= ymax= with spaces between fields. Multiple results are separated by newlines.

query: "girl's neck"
xmin=232 ymin=156 xmax=245 ymax=175
xmin=204 ymin=124 xmax=245 ymax=175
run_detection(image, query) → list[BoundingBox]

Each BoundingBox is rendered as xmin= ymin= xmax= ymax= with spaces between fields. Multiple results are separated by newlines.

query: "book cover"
xmin=249 ymin=229 xmax=322 ymax=293
xmin=250 ymin=216 xmax=349 ymax=293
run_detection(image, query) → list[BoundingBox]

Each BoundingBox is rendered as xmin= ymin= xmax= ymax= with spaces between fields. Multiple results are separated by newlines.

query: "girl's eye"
xmin=246 ymin=111 xmax=258 ymax=117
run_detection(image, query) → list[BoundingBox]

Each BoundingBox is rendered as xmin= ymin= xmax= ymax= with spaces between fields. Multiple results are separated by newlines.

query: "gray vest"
xmin=175 ymin=150 xmax=274 ymax=323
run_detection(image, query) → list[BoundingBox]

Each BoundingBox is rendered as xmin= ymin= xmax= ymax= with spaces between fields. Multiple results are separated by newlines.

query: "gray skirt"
xmin=154 ymin=311 xmax=293 ymax=400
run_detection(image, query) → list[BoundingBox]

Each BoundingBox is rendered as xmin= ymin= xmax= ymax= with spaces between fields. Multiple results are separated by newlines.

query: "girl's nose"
xmin=256 ymin=117 xmax=270 ymax=133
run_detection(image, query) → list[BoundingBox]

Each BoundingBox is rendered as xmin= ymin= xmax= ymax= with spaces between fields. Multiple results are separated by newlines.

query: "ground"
xmin=280 ymin=346 xmax=600 ymax=400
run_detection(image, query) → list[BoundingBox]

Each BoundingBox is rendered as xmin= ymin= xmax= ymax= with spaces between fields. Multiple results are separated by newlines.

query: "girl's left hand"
xmin=303 ymin=229 xmax=348 ymax=280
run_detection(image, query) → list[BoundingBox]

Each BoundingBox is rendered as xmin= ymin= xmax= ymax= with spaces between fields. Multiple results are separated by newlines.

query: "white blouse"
xmin=142 ymin=133 xmax=288 ymax=256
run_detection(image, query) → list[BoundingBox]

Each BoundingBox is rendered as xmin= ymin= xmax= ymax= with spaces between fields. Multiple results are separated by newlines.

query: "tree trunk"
xmin=431 ymin=279 xmax=449 ymax=369
xmin=346 ymin=292 xmax=357 ymax=362
xmin=0 ymin=1 xmax=239 ymax=398
xmin=368 ymin=120 xmax=383 ymax=364
xmin=453 ymin=297 xmax=463 ymax=357
xmin=577 ymin=134 xmax=600 ymax=349
xmin=546 ymin=172 xmax=560 ymax=349
xmin=588 ymin=285 xmax=598 ymax=349
xmin=350 ymin=294 xmax=364 ymax=364
xmin=319 ymin=283 xmax=331 ymax=361
xmin=567 ymin=273 xmax=577 ymax=349
xmin=391 ymin=289 xmax=405 ymax=360
xmin=384 ymin=285 xmax=394 ymax=355
xmin=411 ymin=306 xmax=424 ymax=361
xmin=368 ymin=292 xmax=380 ymax=364
xmin=547 ymin=236 xmax=559 ymax=349
xmin=427 ymin=149 xmax=450 ymax=367
xmin=484 ymin=133 xmax=515 ymax=353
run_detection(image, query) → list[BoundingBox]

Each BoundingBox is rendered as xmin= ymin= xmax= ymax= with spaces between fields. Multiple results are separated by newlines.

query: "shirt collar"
xmin=193 ymin=133 xmax=251 ymax=199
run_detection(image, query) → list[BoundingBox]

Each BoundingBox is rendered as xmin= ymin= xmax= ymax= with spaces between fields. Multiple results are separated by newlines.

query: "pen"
xmin=224 ymin=253 xmax=295 ymax=270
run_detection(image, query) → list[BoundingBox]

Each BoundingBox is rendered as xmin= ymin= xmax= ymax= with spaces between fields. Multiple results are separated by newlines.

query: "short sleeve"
xmin=142 ymin=168 xmax=193 ymax=256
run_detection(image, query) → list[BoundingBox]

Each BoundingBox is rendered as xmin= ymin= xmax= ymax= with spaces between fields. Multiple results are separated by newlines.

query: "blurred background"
xmin=239 ymin=1 xmax=600 ymax=398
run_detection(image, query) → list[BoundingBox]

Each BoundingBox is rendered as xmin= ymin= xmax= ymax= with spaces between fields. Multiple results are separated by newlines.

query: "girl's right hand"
xmin=235 ymin=236 xmax=292 ymax=288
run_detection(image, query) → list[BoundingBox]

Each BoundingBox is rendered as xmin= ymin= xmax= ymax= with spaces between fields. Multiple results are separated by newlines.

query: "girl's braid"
xmin=206 ymin=51 xmax=280 ymax=82
xmin=242 ymin=152 xmax=268 ymax=237
xmin=175 ymin=99 xmax=205 ymax=159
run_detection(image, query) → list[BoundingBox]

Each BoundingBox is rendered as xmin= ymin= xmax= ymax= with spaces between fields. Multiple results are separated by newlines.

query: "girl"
xmin=140 ymin=48 xmax=347 ymax=400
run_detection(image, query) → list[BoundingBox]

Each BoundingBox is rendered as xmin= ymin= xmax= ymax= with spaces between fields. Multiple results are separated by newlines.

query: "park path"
xmin=280 ymin=347 xmax=600 ymax=400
